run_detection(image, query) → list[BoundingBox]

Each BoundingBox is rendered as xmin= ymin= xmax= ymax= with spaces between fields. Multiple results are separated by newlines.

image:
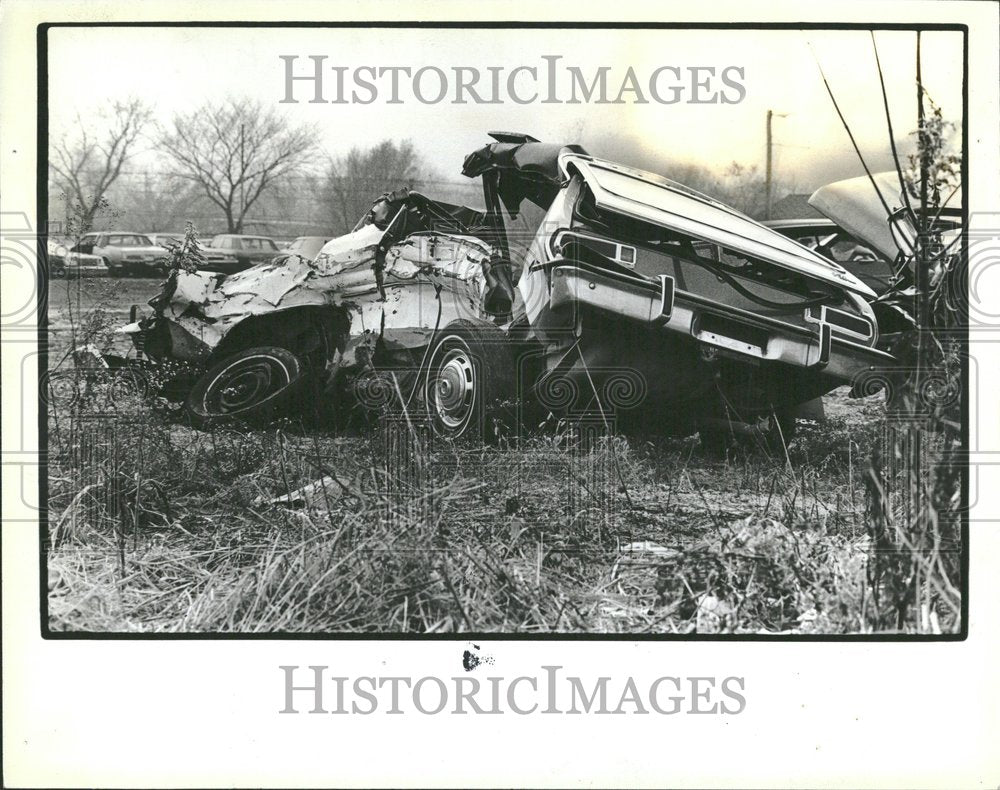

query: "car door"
xmin=224 ymin=237 xmax=249 ymax=268
xmin=101 ymin=234 xmax=124 ymax=262
xmin=247 ymin=238 xmax=275 ymax=264
xmin=242 ymin=238 xmax=263 ymax=266
xmin=72 ymin=233 xmax=98 ymax=255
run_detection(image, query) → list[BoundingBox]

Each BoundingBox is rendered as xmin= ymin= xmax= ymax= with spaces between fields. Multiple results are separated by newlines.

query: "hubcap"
xmin=208 ymin=357 xmax=289 ymax=413
xmin=433 ymin=349 xmax=475 ymax=430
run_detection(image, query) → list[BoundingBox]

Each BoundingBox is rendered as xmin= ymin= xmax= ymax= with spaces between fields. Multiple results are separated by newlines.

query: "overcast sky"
xmin=48 ymin=26 xmax=963 ymax=192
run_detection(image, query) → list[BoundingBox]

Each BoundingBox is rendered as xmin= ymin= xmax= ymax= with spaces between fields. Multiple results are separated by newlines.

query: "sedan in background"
xmin=47 ymin=236 xmax=104 ymax=277
xmin=147 ymin=232 xmax=186 ymax=250
xmin=203 ymin=234 xmax=281 ymax=272
xmin=69 ymin=232 xmax=169 ymax=277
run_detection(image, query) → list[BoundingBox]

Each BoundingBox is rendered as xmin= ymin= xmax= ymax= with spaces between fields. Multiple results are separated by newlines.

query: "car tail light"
xmin=805 ymin=305 xmax=874 ymax=341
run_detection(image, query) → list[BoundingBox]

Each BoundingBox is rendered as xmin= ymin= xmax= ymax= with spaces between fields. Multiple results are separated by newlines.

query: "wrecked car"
xmin=272 ymin=236 xmax=333 ymax=266
xmin=462 ymin=136 xmax=898 ymax=447
xmin=802 ymin=170 xmax=962 ymax=340
xmin=808 ymin=171 xmax=961 ymax=269
xmin=116 ymin=188 xmax=515 ymax=428
xmin=111 ymin=133 xmax=900 ymax=449
xmin=763 ymin=218 xmax=893 ymax=296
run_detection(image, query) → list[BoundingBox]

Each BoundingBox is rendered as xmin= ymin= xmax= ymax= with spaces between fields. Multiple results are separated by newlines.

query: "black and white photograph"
xmin=2 ymin=1 xmax=998 ymax=787
xmin=38 ymin=22 xmax=969 ymax=637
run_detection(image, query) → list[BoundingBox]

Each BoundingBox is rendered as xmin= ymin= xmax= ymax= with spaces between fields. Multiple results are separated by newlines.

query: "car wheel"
xmin=697 ymin=425 xmax=734 ymax=458
xmin=698 ymin=409 xmax=796 ymax=458
xmin=756 ymin=411 xmax=796 ymax=455
xmin=185 ymin=345 xmax=305 ymax=429
xmin=104 ymin=258 xmax=122 ymax=277
xmin=423 ymin=320 xmax=516 ymax=441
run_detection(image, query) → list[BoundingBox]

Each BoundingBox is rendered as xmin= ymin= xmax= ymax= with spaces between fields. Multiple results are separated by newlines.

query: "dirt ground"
xmin=48 ymin=275 xmax=155 ymax=352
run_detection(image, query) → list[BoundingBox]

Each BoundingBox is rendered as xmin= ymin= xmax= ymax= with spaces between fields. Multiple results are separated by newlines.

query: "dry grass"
xmin=46 ymin=363 xmax=892 ymax=634
xmin=45 ymin=273 xmax=943 ymax=635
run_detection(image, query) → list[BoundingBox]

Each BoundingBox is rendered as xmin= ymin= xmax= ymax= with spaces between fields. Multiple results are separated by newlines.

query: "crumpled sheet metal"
xmin=158 ymin=226 xmax=495 ymax=359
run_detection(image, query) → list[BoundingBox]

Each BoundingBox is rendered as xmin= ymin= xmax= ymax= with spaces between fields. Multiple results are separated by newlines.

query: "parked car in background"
xmin=272 ymin=236 xmax=332 ymax=265
xmin=147 ymin=232 xmax=186 ymax=249
xmin=69 ymin=232 xmax=169 ymax=277
xmin=47 ymin=236 xmax=104 ymax=277
xmin=202 ymin=234 xmax=281 ymax=272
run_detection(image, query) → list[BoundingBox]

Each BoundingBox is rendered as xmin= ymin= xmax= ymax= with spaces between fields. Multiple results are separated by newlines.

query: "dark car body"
xmin=202 ymin=234 xmax=281 ymax=273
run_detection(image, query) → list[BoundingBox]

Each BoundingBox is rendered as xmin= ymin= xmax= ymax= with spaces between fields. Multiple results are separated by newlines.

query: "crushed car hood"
xmin=144 ymin=217 xmax=503 ymax=358
xmin=809 ymin=172 xmax=913 ymax=261
xmin=808 ymin=171 xmax=962 ymax=262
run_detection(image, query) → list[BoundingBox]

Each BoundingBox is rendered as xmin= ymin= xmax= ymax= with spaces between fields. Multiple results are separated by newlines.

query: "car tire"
xmin=422 ymin=319 xmax=516 ymax=442
xmin=697 ymin=425 xmax=734 ymax=458
xmin=758 ymin=411 xmax=796 ymax=455
xmin=104 ymin=258 xmax=122 ymax=278
xmin=698 ymin=409 xmax=796 ymax=458
xmin=185 ymin=345 xmax=306 ymax=429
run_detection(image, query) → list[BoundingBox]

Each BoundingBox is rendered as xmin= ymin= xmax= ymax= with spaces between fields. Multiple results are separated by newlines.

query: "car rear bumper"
xmin=546 ymin=263 xmax=896 ymax=385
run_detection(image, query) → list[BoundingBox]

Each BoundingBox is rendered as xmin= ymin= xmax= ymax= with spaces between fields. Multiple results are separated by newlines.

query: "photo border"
xmin=36 ymin=19 xmax=971 ymax=643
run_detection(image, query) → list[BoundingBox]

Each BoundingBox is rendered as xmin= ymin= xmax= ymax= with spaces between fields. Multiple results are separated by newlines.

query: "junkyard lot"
xmin=49 ymin=275 xmax=151 ymax=338
xmin=46 ymin=276 xmax=886 ymax=633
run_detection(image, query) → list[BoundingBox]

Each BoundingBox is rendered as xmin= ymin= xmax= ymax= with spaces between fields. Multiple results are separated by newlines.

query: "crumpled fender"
xmin=150 ymin=223 xmax=503 ymax=365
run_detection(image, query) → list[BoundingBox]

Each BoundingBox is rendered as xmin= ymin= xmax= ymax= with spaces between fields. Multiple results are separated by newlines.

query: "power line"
xmin=48 ymin=168 xmax=480 ymax=188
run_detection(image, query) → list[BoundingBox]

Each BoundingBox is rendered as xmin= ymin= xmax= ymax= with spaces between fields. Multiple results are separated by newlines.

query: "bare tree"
xmin=112 ymin=172 xmax=208 ymax=233
xmin=50 ymin=97 xmax=152 ymax=228
xmin=159 ymin=98 xmax=317 ymax=233
xmin=324 ymin=140 xmax=425 ymax=233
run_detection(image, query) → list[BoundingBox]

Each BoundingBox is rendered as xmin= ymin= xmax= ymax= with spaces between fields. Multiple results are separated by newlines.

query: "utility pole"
xmin=764 ymin=109 xmax=788 ymax=221
xmin=765 ymin=109 xmax=773 ymax=220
